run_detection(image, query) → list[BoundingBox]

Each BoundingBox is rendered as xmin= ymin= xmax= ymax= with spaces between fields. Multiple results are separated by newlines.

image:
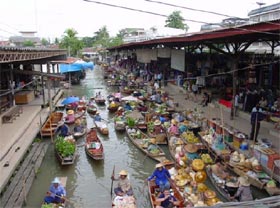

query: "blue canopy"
xmin=59 ymin=61 xmax=94 ymax=73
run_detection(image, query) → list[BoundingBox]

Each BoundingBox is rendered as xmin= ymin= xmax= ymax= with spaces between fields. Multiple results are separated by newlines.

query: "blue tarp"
xmin=59 ymin=61 xmax=94 ymax=73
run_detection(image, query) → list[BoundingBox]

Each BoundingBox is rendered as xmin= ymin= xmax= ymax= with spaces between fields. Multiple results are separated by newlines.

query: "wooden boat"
xmin=87 ymin=103 xmax=97 ymax=116
xmin=42 ymin=177 xmax=67 ymax=207
xmin=95 ymin=96 xmax=106 ymax=105
xmin=112 ymin=183 xmax=137 ymax=208
xmin=73 ymin=128 xmax=87 ymax=139
xmin=54 ymin=136 xmax=77 ymax=165
xmin=126 ymin=127 xmax=173 ymax=164
xmin=205 ymin=165 xmax=237 ymax=202
xmin=41 ymin=112 xmax=64 ymax=137
xmin=114 ymin=117 xmax=126 ymax=132
xmin=94 ymin=120 xmax=109 ymax=135
xmin=148 ymin=179 xmax=185 ymax=208
xmin=85 ymin=128 xmax=104 ymax=160
xmin=108 ymin=102 xmax=120 ymax=113
xmin=148 ymin=130 xmax=167 ymax=145
xmin=121 ymin=87 xmax=134 ymax=95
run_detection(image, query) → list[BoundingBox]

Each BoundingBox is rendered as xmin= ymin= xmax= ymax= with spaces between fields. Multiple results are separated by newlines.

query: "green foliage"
xmin=59 ymin=28 xmax=84 ymax=56
xmin=34 ymin=138 xmax=42 ymax=143
xmin=41 ymin=204 xmax=54 ymax=208
xmin=165 ymin=10 xmax=189 ymax=31
xmin=41 ymin=38 xmax=49 ymax=46
xmin=23 ymin=40 xmax=35 ymax=47
xmin=82 ymin=36 xmax=95 ymax=47
xmin=147 ymin=122 xmax=154 ymax=132
xmin=55 ymin=136 xmax=76 ymax=157
xmin=127 ymin=117 xmax=136 ymax=128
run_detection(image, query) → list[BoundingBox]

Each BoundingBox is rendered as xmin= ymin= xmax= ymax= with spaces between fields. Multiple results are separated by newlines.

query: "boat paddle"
xmin=110 ymin=165 xmax=115 ymax=197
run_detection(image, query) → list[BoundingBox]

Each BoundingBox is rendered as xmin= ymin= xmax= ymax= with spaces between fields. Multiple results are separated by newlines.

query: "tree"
xmin=41 ymin=38 xmax=49 ymax=46
xmin=93 ymin=26 xmax=110 ymax=47
xmin=22 ymin=40 xmax=35 ymax=47
xmin=59 ymin=28 xmax=84 ymax=56
xmin=165 ymin=11 xmax=189 ymax=31
xmin=82 ymin=37 xmax=94 ymax=48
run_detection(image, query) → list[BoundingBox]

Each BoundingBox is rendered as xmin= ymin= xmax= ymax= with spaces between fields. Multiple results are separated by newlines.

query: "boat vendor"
xmin=56 ymin=121 xmax=70 ymax=137
xmin=168 ymin=119 xmax=179 ymax=135
xmin=147 ymin=163 xmax=171 ymax=192
xmin=153 ymin=120 xmax=164 ymax=134
xmin=115 ymin=106 xmax=124 ymax=116
xmin=211 ymin=162 xmax=229 ymax=180
xmin=44 ymin=177 xmax=66 ymax=204
xmin=94 ymin=112 xmax=102 ymax=122
xmin=73 ymin=119 xmax=84 ymax=133
xmin=65 ymin=110 xmax=75 ymax=122
xmin=124 ymin=102 xmax=132 ymax=111
xmin=231 ymin=176 xmax=253 ymax=202
xmin=111 ymin=170 xmax=133 ymax=196
xmin=184 ymin=144 xmax=199 ymax=160
xmin=147 ymin=138 xmax=158 ymax=152
xmin=155 ymin=189 xmax=180 ymax=208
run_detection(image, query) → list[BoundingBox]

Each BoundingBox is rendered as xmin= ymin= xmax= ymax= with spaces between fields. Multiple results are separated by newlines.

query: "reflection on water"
xmin=25 ymin=67 xmax=153 ymax=208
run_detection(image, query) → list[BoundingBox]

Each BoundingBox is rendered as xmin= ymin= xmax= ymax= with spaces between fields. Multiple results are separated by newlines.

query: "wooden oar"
xmin=110 ymin=165 xmax=115 ymax=197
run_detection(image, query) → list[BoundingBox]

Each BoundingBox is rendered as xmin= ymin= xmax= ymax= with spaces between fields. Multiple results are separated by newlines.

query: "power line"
xmin=144 ymin=0 xmax=280 ymax=26
xmin=82 ymin=0 xmax=279 ymax=36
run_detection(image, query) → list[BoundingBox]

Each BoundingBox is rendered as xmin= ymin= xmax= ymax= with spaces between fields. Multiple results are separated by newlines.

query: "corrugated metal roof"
xmin=248 ymin=2 xmax=280 ymax=16
xmin=108 ymin=20 xmax=280 ymax=50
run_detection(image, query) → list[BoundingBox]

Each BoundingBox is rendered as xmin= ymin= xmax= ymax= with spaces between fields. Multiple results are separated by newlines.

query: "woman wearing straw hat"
xmin=111 ymin=170 xmax=133 ymax=196
xmin=184 ymin=144 xmax=199 ymax=160
xmin=231 ymin=176 xmax=253 ymax=201
xmin=73 ymin=119 xmax=83 ymax=133
xmin=44 ymin=177 xmax=66 ymax=204
xmin=147 ymin=163 xmax=171 ymax=193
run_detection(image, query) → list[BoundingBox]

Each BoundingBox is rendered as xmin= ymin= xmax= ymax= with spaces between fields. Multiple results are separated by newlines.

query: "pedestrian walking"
xmin=250 ymin=103 xmax=265 ymax=142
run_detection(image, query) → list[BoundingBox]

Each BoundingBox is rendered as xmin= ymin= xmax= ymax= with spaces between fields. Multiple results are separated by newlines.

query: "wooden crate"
xmin=15 ymin=91 xmax=34 ymax=104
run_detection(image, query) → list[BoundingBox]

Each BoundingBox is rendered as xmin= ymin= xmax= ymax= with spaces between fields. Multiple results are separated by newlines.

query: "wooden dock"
xmin=0 ymin=141 xmax=49 ymax=208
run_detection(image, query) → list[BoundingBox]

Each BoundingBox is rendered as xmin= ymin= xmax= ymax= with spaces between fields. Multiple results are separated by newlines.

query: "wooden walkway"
xmin=0 ymin=141 xmax=49 ymax=208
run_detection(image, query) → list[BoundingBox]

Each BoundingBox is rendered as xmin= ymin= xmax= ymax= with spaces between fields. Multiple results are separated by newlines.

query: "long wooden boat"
xmin=85 ymin=128 xmax=104 ymax=160
xmin=114 ymin=117 xmax=126 ymax=132
xmin=205 ymin=165 xmax=237 ymax=202
xmin=94 ymin=120 xmax=109 ymax=135
xmin=108 ymin=102 xmax=120 ymax=113
xmin=148 ymin=179 xmax=185 ymax=208
xmin=42 ymin=177 xmax=67 ymax=207
xmin=55 ymin=136 xmax=77 ymax=165
xmin=148 ymin=130 xmax=167 ymax=145
xmin=41 ymin=112 xmax=64 ymax=137
xmin=95 ymin=96 xmax=106 ymax=105
xmin=87 ymin=103 xmax=97 ymax=116
xmin=126 ymin=127 xmax=173 ymax=164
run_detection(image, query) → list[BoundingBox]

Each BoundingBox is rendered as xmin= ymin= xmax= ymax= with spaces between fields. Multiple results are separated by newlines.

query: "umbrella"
xmin=62 ymin=96 xmax=80 ymax=105
xmin=121 ymin=95 xmax=139 ymax=102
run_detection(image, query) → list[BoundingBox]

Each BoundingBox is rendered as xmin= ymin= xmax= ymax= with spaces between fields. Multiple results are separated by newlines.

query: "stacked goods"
xmin=181 ymin=131 xmax=200 ymax=143
xmin=201 ymin=154 xmax=214 ymax=164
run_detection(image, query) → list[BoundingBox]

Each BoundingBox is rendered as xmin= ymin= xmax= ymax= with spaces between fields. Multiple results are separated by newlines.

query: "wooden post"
xmin=47 ymin=63 xmax=52 ymax=112
xmin=40 ymin=64 xmax=46 ymax=106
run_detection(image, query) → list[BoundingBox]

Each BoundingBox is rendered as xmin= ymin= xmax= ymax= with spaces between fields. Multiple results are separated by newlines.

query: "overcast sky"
xmin=0 ymin=0 xmax=279 ymax=40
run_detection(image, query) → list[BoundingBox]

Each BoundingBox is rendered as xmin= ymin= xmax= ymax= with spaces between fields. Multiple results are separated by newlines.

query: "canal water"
xmin=25 ymin=66 xmax=268 ymax=208
xmin=25 ymin=66 xmax=156 ymax=208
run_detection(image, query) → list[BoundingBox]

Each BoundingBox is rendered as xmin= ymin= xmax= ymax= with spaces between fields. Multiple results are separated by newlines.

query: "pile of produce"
xmin=55 ymin=136 xmax=76 ymax=157
xmin=181 ymin=131 xmax=199 ymax=143
xmin=201 ymin=154 xmax=214 ymax=164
